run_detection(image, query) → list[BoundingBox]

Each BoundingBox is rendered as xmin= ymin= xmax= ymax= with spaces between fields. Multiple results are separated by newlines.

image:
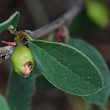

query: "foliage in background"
xmin=0 ymin=95 xmax=9 ymax=110
xmin=68 ymin=39 xmax=110 ymax=104
xmin=0 ymin=0 xmax=110 ymax=110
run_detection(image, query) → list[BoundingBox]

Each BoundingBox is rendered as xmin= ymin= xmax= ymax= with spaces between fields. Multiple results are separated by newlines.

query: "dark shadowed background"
xmin=0 ymin=0 xmax=110 ymax=110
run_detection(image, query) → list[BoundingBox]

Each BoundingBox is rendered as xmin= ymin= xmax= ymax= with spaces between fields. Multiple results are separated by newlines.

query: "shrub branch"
xmin=0 ymin=0 xmax=84 ymax=63
xmin=25 ymin=0 xmax=84 ymax=39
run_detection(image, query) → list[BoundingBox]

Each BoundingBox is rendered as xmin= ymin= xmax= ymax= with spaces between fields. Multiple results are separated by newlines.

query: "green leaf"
xmin=0 ymin=94 xmax=9 ymax=110
xmin=29 ymin=40 xmax=103 ymax=96
xmin=6 ymin=69 xmax=34 ymax=110
xmin=36 ymin=75 xmax=55 ymax=90
xmin=68 ymin=39 xmax=110 ymax=104
xmin=0 ymin=11 xmax=19 ymax=33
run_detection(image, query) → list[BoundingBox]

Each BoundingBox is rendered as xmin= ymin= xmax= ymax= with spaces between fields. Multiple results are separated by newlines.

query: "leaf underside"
xmin=6 ymin=70 xmax=34 ymax=110
xmin=0 ymin=94 xmax=9 ymax=110
xmin=0 ymin=11 xmax=19 ymax=33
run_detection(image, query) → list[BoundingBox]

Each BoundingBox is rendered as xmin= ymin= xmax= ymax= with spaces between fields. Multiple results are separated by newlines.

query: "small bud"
xmin=55 ymin=26 xmax=70 ymax=43
xmin=11 ymin=45 xmax=34 ymax=77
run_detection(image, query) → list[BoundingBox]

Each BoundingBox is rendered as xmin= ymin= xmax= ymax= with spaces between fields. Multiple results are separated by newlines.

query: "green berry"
xmin=86 ymin=0 xmax=109 ymax=28
xmin=11 ymin=45 xmax=34 ymax=77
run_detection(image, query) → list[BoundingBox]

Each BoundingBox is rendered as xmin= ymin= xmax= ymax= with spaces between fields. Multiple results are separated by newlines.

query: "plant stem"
xmin=25 ymin=0 xmax=84 ymax=39
xmin=16 ymin=34 xmax=23 ymax=46
xmin=24 ymin=33 xmax=33 ymax=41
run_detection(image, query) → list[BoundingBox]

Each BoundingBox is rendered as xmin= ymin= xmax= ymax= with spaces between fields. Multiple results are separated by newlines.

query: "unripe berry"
xmin=86 ymin=0 xmax=109 ymax=28
xmin=11 ymin=45 xmax=34 ymax=77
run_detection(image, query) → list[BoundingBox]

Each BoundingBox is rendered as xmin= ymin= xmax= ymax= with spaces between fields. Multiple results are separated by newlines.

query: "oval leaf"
xmin=0 ymin=11 xmax=19 ymax=33
xmin=6 ymin=70 xmax=34 ymax=110
xmin=68 ymin=39 xmax=110 ymax=104
xmin=0 ymin=94 xmax=9 ymax=110
xmin=29 ymin=40 xmax=103 ymax=96
xmin=6 ymin=63 xmax=42 ymax=110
